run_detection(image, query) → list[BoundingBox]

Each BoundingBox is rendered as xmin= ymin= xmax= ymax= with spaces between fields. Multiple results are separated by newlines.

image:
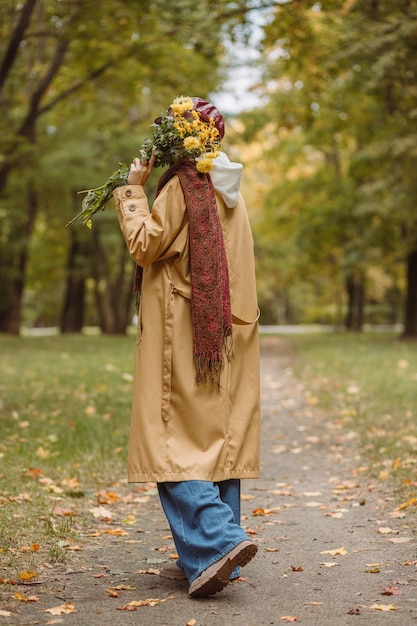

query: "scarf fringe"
xmin=195 ymin=334 xmax=233 ymax=386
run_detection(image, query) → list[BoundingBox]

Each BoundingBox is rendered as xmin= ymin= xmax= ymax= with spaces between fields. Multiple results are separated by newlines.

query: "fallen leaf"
xmin=90 ymin=505 xmax=113 ymax=519
xmin=117 ymin=598 xmax=166 ymax=610
xmin=381 ymin=586 xmax=402 ymax=596
xmin=121 ymin=514 xmax=137 ymax=525
xmin=45 ymin=602 xmax=76 ymax=615
xmin=347 ymin=608 xmax=361 ymax=615
xmin=264 ymin=547 xmax=280 ymax=553
xmin=97 ymin=491 xmax=121 ymax=504
xmin=61 ymin=477 xmax=80 ymax=489
xmin=0 ymin=610 xmax=12 ymax=617
xmin=377 ymin=527 xmax=393 ymax=534
xmin=107 ymin=588 xmax=119 ymax=598
xmin=137 ymin=568 xmax=160 ymax=576
xmin=365 ymin=567 xmax=380 ymax=574
xmin=320 ymin=547 xmax=347 ymax=556
xmin=186 ymin=620 xmax=197 ymax=626
xmin=252 ymin=507 xmax=280 ymax=516
xmin=290 ymin=565 xmax=304 ymax=572
xmin=105 ymin=528 xmax=129 ymax=536
xmin=280 ymin=616 xmax=298 ymax=622
xmin=388 ymin=537 xmax=411 ymax=544
xmin=369 ymin=604 xmax=399 ymax=611
xmin=396 ymin=497 xmax=417 ymax=510
xmin=320 ymin=562 xmax=338 ymax=568
xmin=18 ymin=571 xmax=38 ymax=581
xmin=20 ymin=543 xmax=40 ymax=552
xmin=53 ymin=505 xmax=74 ymax=517
xmin=14 ymin=592 xmax=39 ymax=602
xmin=0 ymin=578 xmax=17 ymax=585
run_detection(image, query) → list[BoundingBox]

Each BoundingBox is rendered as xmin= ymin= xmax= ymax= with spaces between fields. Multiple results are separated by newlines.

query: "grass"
xmin=286 ymin=332 xmax=417 ymax=504
xmin=0 ymin=334 xmax=136 ymax=579
xmin=1 ymin=332 xmax=416 ymax=579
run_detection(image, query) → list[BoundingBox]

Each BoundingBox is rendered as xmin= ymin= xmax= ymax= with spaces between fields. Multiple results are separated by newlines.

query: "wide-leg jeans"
xmin=157 ymin=479 xmax=249 ymax=584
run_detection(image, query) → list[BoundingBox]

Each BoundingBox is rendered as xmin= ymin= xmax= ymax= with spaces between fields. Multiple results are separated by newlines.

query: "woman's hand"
xmin=127 ymin=150 xmax=156 ymax=186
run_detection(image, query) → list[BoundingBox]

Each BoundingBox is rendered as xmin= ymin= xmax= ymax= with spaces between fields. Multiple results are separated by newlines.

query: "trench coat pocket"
xmin=232 ymin=307 xmax=260 ymax=326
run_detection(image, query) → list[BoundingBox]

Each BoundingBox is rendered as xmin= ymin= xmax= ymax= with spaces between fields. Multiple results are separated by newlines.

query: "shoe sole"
xmin=188 ymin=540 xmax=257 ymax=598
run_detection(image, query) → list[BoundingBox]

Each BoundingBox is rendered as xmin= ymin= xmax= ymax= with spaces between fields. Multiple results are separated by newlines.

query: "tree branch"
xmin=19 ymin=38 xmax=69 ymax=138
xmin=38 ymin=55 xmax=123 ymax=116
xmin=0 ymin=0 xmax=39 ymax=94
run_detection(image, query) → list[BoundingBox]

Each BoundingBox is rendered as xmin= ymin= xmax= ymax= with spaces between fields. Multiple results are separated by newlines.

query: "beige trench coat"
xmin=113 ymin=175 xmax=260 ymax=483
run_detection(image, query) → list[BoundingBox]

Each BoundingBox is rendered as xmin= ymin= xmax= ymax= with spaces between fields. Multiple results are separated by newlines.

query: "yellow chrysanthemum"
xmin=183 ymin=136 xmax=200 ymax=150
xmin=196 ymin=155 xmax=214 ymax=173
xmin=171 ymin=96 xmax=194 ymax=115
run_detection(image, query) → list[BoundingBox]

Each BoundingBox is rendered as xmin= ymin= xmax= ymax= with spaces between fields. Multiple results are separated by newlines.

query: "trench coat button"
xmin=125 ymin=189 xmax=132 ymax=197
xmin=128 ymin=204 xmax=136 ymax=212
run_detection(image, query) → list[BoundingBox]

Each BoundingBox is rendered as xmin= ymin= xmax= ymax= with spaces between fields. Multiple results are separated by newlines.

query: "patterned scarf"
xmin=134 ymin=159 xmax=232 ymax=385
xmin=176 ymin=160 xmax=232 ymax=385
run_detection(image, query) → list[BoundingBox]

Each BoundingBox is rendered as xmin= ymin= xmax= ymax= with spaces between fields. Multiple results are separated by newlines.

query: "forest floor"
xmin=1 ymin=336 xmax=416 ymax=625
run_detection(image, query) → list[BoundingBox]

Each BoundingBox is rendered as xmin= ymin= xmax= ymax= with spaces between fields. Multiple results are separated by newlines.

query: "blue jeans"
xmin=157 ymin=480 xmax=249 ymax=584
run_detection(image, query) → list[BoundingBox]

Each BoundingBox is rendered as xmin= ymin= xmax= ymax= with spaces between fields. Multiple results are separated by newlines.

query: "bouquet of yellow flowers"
xmin=68 ymin=96 xmax=221 ymax=228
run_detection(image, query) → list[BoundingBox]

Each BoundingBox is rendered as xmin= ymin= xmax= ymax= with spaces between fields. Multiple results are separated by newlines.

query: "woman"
xmin=113 ymin=97 xmax=260 ymax=598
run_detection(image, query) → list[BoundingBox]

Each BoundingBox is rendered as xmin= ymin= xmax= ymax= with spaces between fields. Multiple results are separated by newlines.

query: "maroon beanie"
xmin=155 ymin=97 xmax=225 ymax=139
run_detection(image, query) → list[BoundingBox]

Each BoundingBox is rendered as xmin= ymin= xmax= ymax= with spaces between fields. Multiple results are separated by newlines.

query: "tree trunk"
xmin=345 ymin=271 xmax=364 ymax=331
xmin=0 ymin=181 xmax=39 ymax=334
xmin=60 ymin=229 xmax=90 ymax=333
xmin=90 ymin=226 xmax=135 ymax=334
xmin=402 ymin=247 xmax=417 ymax=339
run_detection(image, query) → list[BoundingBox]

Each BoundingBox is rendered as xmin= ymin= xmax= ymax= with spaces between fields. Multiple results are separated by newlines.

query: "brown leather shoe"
xmin=188 ymin=540 xmax=257 ymax=598
xmin=158 ymin=562 xmax=187 ymax=581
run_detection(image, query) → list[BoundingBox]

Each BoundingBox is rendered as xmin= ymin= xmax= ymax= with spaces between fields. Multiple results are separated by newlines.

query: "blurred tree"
xmin=0 ymin=0 xmax=264 ymax=334
xmin=240 ymin=0 xmax=415 ymax=333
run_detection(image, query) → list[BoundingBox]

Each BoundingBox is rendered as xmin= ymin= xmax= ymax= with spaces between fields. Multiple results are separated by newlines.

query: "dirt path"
xmin=1 ymin=336 xmax=416 ymax=625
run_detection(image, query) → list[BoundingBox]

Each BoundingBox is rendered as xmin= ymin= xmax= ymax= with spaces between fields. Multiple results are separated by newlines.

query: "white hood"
xmin=210 ymin=152 xmax=243 ymax=208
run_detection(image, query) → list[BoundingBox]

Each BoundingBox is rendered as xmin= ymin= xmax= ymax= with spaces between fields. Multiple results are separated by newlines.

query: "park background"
xmin=1 ymin=1 xmax=417 ymax=607
xmin=1 ymin=0 xmax=417 ymax=337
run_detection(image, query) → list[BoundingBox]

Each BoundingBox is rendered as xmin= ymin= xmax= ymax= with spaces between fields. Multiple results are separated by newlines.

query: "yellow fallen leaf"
xmin=121 ymin=514 xmax=137 ymax=525
xmin=397 ymin=497 xmax=417 ymax=510
xmin=280 ymin=617 xmax=299 ymax=622
xmin=320 ymin=547 xmax=347 ymax=556
xmin=369 ymin=604 xmax=399 ymax=611
xmin=45 ymin=602 xmax=76 ymax=615
xmin=186 ymin=620 xmax=197 ymax=626
xmin=36 ymin=446 xmax=50 ymax=458
xmin=127 ymin=598 xmax=166 ymax=607
xmin=252 ymin=507 xmax=280 ymax=516
xmin=18 ymin=571 xmax=38 ymax=581
xmin=14 ymin=592 xmax=39 ymax=602
xmin=105 ymin=528 xmax=129 ymax=536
